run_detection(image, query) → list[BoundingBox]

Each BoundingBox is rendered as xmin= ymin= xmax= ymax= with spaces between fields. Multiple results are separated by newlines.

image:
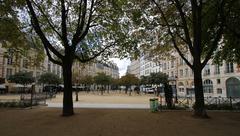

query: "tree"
xmin=129 ymin=0 xmax=233 ymax=118
xmin=94 ymin=72 xmax=111 ymax=95
xmin=148 ymin=72 xmax=168 ymax=85
xmin=140 ymin=76 xmax=150 ymax=86
xmin=148 ymin=72 xmax=173 ymax=108
xmin=24 ymin=0 xmax=135 ymax=116
xmin=38 ymin=72 xmax=61 ymax=85
xmin=8 ymin=71 xmax=34 ymax=93
xmin=119 ymin=74 xmax=139 ymax=95
xmin=80 ymin=75 xmax=93 ymax=92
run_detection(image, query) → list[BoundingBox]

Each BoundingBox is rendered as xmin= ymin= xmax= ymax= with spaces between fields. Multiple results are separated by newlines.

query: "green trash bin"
xmin=154 ymin=98 xmax=159 ymax=111
xmin=149 ymin=98 xmax=155 ymax=112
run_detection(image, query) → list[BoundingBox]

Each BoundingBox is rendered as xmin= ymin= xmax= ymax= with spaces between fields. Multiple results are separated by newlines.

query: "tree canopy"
xmin=8 ymin=71 xmax=34 ymax=85
xmin=126 ymin=0 xmax=239 ymax=117
xmin=23 ymin=0 xmax=139 ymax=116
xmin=79 ymin=75 xmax=93 ymax=85
xmin=94 ymin=72 xmax=111 ymax=85
xmin=38 ymin=72 xmax=62 ymax=85
xmin=119 ymin=74 xmax=139 ymax=86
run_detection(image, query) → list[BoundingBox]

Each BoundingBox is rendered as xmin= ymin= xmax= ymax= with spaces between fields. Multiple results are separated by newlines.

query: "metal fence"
xmin=0 ymin=92 xmax=56 ymax=106
xmin=173 ymin=96 xmax=240 ymax=110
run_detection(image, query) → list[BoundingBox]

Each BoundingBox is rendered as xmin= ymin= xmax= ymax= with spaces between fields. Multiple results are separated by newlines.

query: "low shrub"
xmin=0 ymin=101 xmax=38 ymax=108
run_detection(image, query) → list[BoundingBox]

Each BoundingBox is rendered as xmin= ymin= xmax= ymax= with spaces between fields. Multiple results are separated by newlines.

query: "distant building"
xmin=129 ymin=48 xmax=240 ymax=97
xmin=139 ymin=55 xmax=161 ymax=77
xmin=0 ymin=44 xmax=62 ymax=92
xmin=72 ymin=61 xmax=119 ymax=80
xmin=127 ymin=58 xmax=140 ymax=78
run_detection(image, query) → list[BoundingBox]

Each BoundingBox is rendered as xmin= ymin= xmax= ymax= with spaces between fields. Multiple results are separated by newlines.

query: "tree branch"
xmin=44 ymin=45 xmax=63 ymax=66
xmin=172 ymin=0 xmax=194 ymax=55
xmin=26 ymin=0 xmax=63 ymax=60
xmin=151 ymin=0 xmax=193 ymax=69
xmin=31 ymin=1 xmax=63 ymax=40
xmin=75 ymin=44 xmax=113 ymax=63
xmin=72 ymin=0 xmax=87 ymax=47
xmin=201 ymin=0 xmax=225 ymax=69
xmin=78 ymin=0 xmax=95 ymax=42
xmin=61 ymin=0 xmax=68 ymax=47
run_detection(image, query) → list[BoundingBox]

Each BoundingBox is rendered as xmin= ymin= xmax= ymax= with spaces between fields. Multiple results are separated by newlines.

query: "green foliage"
xmin=79 ymin=75 xmax=93 ymax=85
xmin=0 ymin=0 xmax=26 ymax=46
xmin=94 ymin=73 xmax=111 ymax=85
xmin=8 ymin=71 xmax=34 ymax=85
xmin=0 ymin=0 xmax=45 ymax=68
xmin=140 ymin=76 xmax=149 ymax=85
xmin=149 ymin=72 xmax=168 ymax=85
xmin=213 ymin=0 xmax=240 ymax=64
xmin=0 ymin=101 xmax=38 ymax=108
xmin=119 ymin=74 xmax=139 ymax=86
xmin=38 ymin=73 xmax=61 ymax=85
xmin=140 ymin=72 xmax=168 ymax=85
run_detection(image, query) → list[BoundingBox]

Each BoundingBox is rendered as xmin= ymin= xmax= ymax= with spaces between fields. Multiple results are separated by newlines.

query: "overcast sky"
xmin=109 ymin=58 xmax=131 ymax=77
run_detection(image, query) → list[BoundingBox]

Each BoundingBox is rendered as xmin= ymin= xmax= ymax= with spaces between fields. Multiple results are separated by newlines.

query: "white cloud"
xmin=109 ymin=58 xmax=130 ymax=77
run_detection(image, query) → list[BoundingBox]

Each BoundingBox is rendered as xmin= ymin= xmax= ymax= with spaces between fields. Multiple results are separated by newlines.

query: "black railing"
xmin=158 ymin=96 xmax=240 ymax=111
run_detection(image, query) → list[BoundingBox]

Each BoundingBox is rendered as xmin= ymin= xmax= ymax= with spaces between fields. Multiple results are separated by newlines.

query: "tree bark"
xmin=193 ymin=63 xmax=208 ymax=118
xmin=62 ymin=59 xmax=74 ymax=116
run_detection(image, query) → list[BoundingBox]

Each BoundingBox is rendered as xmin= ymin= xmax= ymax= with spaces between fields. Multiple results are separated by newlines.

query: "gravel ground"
xmin=47 ymin=91 xmax=155 ymax=104
xmin=0 ymin=107 xmax=240 ymax=136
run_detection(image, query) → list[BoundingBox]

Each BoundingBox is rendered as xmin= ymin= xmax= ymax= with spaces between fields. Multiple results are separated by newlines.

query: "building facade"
xmin=0 ymin=44 xmax=62 ymax=92
xmin=127 ymin=58 xmax=140 ymax=78
xmin=72 ymin=61 xmax=119 ymax=80
xmin=130 ymin=50 xmax=240 ymax=98
xmin=139 ymin=55 xmax=161 ymax=77
xmin=161 ymin=52 xmax=240 ymax=98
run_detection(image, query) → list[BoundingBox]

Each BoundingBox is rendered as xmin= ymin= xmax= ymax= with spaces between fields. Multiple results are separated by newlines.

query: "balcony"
xmin=225 ymin=69 xmax=234 ymax=74
xmin=203 ymin=72 xmax=210 ymax=76
xmin=168 ymin=76 xmax=177 ymax=81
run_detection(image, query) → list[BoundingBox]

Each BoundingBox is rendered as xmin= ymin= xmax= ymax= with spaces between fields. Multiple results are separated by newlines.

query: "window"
xmin=145 ymin=70 xmax=149 ymax=75
xmin=171 ymin=60 xmax=174 ymax=68
xmin=23 ymin=59 xmax=28 ymax=69
xmin=48 ymin=63 xmax=51 ymax=72
xmin=226 ymin=62 xmax=234 ymax=73
xmin=203 ymin=64 xmax=210 ymax=76
xmin=217 ymin=88 xmax=222 ymax=94
xmin=217 ymin=79 xmax=221 ymax=84
xmin=6 ymin=68 xmax=12 ymax=78
xmin=180 ymin=69 xmax=183 ymax=77
xmin=163 ymin=63 xmax=166 ymax=70
xmin=7 ymin=57 xmax=13 ymax=65
xmin=179 ymin=88 xmax=184 ymax=93
xmin=185 ymin=68 xmax=189 ymax=77
xmin=214 ymin=65 xmax=220 ymax=74
xmin=179 ymin=58 xmax=184 ymax=65
xmin=145 ymin=64 xmax=150 ymax=69
xmin=171 ymin=71 xmax=174 ymax=77
xmin=203 ymin=79 xmax=213 ymax=93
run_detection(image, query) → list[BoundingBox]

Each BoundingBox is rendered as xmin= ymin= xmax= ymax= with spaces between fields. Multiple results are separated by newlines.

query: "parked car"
xmin=143 ymin=87 xmax=154 ymax=94
xmin=43 ymin=85 xmax=58 ymax=93
xmin=0 ymin=84 xmax=7 ymax=94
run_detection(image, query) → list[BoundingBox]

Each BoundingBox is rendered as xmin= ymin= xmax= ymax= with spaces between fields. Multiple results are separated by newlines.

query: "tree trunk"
xmin=164 ymin=83 xmax=173 ymax=109
xmin=62 ymin=60 xmax=74 ymax=116
xmin=193 ymin=65 xmax=208 ymax=118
